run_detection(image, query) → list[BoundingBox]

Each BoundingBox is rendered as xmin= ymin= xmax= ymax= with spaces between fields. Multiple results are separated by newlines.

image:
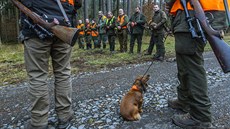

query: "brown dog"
xmin=120 ymin=75 xmax=150 ymax=121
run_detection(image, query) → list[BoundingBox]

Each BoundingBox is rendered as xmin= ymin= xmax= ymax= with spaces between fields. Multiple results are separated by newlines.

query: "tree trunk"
xmin=148 ymin=0 xmax=151 ymax=5
xmin=159 ymin=0 xmax=162 ymax=9
xmin=140 ymin=0 xmax=143 ymax=12
xmin=92 ymin=0 xmax=96 ymax=19
xmin=99 ymin=0 xmax=102 ymax=11
xmin=0 ymin=8 xmax=2 ymax=44
xmin=103 ymin=0 xmax=106 ymax=14
xmin=116 ymin=0 xmax=120 ymax=16
xmin=15 ymin=7 xmax=20 ymax=43
xmin=84 ymin=0 xmax=88 ymax=22
xmin=127 ymin=0 xmax=131 ymax=17
xmin=132 ymin=0 xmax=137 ymax=12
xmin=107 ymin=0 xmax=111 ymax=12
xmin=142 ymin=0 xmax=145 ymax=5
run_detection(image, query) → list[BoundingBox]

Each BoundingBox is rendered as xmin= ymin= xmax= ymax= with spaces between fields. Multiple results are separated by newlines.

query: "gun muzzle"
xmin=51 ymin=25 xmax=79 ymax=46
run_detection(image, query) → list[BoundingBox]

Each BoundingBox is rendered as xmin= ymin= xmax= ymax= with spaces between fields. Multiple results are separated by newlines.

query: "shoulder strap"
xmin=56 ymin=0 xmax=71 ymax=26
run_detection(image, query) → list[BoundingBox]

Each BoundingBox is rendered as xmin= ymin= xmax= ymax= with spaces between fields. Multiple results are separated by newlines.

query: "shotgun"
xmin=11 ymin=0 xmax=79 ymax=46
xmin=181 ymin=0 xmax=230 ymax=73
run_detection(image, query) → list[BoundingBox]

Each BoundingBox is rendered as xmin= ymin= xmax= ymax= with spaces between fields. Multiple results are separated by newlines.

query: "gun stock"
xmin=11 ymin=0 xmax=79 ymax=46
xmin=190 ymin=0 xmax=230 ymax=73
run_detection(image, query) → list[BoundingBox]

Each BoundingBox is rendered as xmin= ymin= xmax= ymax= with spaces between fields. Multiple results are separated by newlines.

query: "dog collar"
xmin=131 ymin=85 xmax=139 ymax=91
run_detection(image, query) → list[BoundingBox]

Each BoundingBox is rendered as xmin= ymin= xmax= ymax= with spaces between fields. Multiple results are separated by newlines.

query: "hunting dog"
xmin=120 ymin=75 xmax=150 ymax=121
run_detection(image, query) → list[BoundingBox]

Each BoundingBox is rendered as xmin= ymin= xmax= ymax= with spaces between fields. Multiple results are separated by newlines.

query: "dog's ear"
xmin=142 ymin=75 xmax=150 ymax=82
xmin=136 ymin=75 xmax=143 ymax=80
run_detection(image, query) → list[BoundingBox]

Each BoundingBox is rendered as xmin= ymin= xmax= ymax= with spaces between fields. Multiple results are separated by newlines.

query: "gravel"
xmin=0 ymin=52 xmax=230 ymax=129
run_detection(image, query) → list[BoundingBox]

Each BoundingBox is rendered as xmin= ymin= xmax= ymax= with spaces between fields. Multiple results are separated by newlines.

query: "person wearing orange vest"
xmin=76 ymin=19 xmax=85 ymax=49
xmin=85 ymin=18 xmax=92 ymax=49
xmin=117 ymin=9 xmax=129 ymax=53
xmin=90 ymin=19 xmax=99 ymax=48
xmin=19 ymin=0 xmax=82 ymax=129
xmin=166 ymin=0 xmax=228 ymax=128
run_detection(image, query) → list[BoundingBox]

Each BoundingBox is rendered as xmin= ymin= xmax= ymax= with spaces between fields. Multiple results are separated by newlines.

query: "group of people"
xmin=17 ymin=0 xmax=228 ymax=128
xmin=76 ymin=5 xmax=168 ymax=60
xmin=76 ymin=9 xmax=129 ymax=53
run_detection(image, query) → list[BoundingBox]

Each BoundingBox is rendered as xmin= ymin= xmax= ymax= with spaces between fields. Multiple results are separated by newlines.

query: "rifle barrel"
xmin=223 ymin=0 xmax=230 ymax=26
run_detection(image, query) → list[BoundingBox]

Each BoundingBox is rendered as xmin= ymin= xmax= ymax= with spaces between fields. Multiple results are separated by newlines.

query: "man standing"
xmin=18 ymin=0 xmax=81 ymax=128
xmin=91 ymin=19 xmax=99 ymax=48
xmin=117 ymin=9 xmax=129 ymax=53
xmin=106 ymin=12 xmax=117 ymax=54
xmin=145 ymin=4 xmax=167 ymax=61
xmin=76 ymin=19 xmax=85 ymax=49
xmin=85 ymin=18 xmax=92 ymax=49
xmin=128 ymin=6 xmax=146 ymax=54
xmin=98 ymin=11 xmax=108 ymax=49
xmin=166 ymin=0 xmax=228 ymax=128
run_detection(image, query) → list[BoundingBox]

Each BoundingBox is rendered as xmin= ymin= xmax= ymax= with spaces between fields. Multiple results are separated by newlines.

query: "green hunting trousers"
xmin=85 ymin=35 xmax=92 ymax=49
xmin=117 ymin=29 xmax=128 ymax=52
xmin=78 ymin=35 xmax=85 ymax=49
xmin=130 ymin=33 xmax=143 ymax=53
xmin=24 ymin=38 xmax=74 ymax=126
xmin=98 ymin=34 xmax=107 ymax=49
xmin=108 ymin=35 xmax=116 ymax=52
xmin=175 ymin=33 xmax=212 ymax=122
xmin=92 ymin=36 xmax=99 ymax=48
xmin=155 ymin=33 xmax=165 ymax=57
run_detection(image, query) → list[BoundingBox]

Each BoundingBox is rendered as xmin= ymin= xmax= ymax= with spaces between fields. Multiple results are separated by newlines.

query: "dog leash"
xmin=139 ymin=60 xmax=154 ymax=93
xmin=142 ymin=60 xmax=154 ymax=78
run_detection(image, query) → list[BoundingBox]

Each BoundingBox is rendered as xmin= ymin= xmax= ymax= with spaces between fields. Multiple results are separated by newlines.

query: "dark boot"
xmin=129 ymin=46 xmax=134 ymax=54
xmin=103 ymin=44 xmax=106 ymax=49
xmin=157 ymin=56 xmax=164 ymax=61
xmin=152 ymin=54 xmax=160 ymax=60
xmin=144 ymin=52 xmax=151 ymax=55
xmin=57 ymin=120 xmax=77 ymax=129
xmin=172 ymin=113 xmax=212 ymax=129
xmin=25 ymin=120 xmax=48 ymax=129
xmin=168 ymin=99 xmax=190 ymax=113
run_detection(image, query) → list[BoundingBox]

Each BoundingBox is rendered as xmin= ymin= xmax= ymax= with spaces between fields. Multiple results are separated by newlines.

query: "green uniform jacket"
xmin=172 ymin=10 xmax=227 ymax=33
xmin=152 ymin=10 xmax=167 ymax=34
xmin=106 ymin=16 xmax=117 ymax=36
xmin=98 ymin=15 xmax=107 ymax=34
xmin=129 ymin=12 xmax=146 ymax=34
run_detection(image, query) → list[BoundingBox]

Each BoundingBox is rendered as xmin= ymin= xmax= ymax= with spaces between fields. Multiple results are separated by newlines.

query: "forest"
xmin=0 ymin=0 xmax=165 ymax=43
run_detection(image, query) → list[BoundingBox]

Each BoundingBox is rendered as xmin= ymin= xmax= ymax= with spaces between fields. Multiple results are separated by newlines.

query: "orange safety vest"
xmin=61 ymin=0 xmax=74 ymax=5
xmin=85 ymin=23 xmax=91 ymax=35
xmin=76 ymin=23 xmax=85 ymax=36
xmin=91 ymin=23 xmax=99 ymax=37
xmin=170 ymin=0 xmax=230 ymax=16
xmin=117 ymin=15 xmax=127 ymax=29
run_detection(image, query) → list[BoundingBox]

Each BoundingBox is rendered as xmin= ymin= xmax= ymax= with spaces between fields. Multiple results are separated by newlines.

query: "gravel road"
xmin=0 ymin=52 xmax=230 ymax=129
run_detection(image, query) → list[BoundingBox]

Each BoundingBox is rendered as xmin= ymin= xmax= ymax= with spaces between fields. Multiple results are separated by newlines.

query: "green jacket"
xmin=129 ymin=12 xmax=146 ymax=34
xmin=98 ymin=15 xmax=107 ymax=34
xmin=151 ymin=10 xmax=167 ymax=34
xmin=106 ymin=16 xmax=116 ymax=36
xmin=172 ymin=10 xmax=227 ymax=33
